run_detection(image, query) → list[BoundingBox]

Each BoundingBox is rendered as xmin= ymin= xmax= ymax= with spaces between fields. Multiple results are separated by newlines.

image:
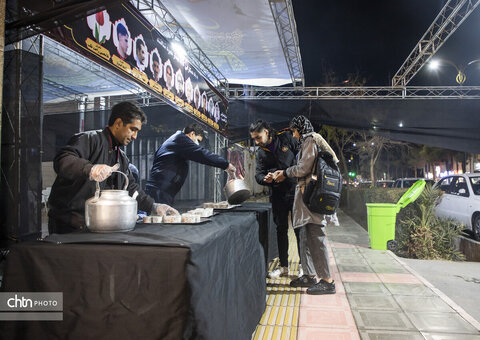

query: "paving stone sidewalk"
xmin=321 ymin=209 xmax=480 ymax=340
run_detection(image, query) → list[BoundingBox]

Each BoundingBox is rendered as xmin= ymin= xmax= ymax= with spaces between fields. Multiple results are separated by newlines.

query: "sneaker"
xmin=289 ymin=275 xmax=316 ymax=288
xmin=298 ymin=264 xmax=304 ymax=277
xmin=306 ymin=279 xmax=336 ymax=295
xmin=268 ymin=266 xmax=288 ymax=279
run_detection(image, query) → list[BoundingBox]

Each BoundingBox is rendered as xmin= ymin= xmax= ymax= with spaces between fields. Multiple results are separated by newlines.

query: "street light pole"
xmin=429 ymin=58 xmax=480 ymax=85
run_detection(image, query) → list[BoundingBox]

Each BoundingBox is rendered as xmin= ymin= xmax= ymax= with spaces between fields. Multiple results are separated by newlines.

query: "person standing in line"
xmin=250 ymin=120 xmax=302 ymax=278
xmin=273 ymin=115 xmax=338 ymax=294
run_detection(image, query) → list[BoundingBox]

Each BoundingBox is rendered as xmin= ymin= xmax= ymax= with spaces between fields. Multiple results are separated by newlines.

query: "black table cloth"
xmin=1 ymin=212 xmax=266 ymax=340
xmin=230 ymin=202 xmax=279 ymax=265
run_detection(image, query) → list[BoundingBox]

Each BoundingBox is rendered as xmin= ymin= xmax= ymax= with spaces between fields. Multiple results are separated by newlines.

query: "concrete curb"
xmin=454 ymin=235 xmax=480 ymax=262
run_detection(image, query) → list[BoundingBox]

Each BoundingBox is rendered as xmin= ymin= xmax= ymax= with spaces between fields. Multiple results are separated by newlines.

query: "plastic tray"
xmin=137 ymin=217 xmax=211 ymax=225
xmin=211 ymin=204 xmax=242 ymax=210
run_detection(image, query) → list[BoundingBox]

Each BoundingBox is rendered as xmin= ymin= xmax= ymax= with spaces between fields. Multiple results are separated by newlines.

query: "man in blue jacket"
xmin=145 ymin=123 xmax=236 ymax=205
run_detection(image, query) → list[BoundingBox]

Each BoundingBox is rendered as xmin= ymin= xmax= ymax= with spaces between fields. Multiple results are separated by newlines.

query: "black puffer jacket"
xmin=254 ymin=130 xmax=298 ymax=195
xmin=48 ymin=128 xmax=154 ymax=229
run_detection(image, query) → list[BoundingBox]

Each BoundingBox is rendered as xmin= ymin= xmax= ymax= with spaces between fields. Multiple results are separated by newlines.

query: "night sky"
xmin=293 ymin=0 xmax=480 ymax=87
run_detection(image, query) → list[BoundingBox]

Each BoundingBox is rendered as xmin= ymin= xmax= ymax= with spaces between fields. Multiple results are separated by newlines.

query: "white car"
xmin=434 ymin=173 xmax=480 ymax=240
xmin=394 ymin=177 xmax=435 ymax=188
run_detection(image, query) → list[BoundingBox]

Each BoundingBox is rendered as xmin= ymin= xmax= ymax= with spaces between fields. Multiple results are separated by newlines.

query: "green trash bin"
xmin=366 ymin=179 xmax=426 ymax=250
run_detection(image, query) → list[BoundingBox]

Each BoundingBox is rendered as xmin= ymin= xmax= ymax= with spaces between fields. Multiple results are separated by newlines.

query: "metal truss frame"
xmin=16 ymin=35 xmax=42 ymax=55
xmin=43 ymin=78 xmax=85 ymax=102
xmin=228 ymin=86 xmax=480 ymax=99
xmin=214 ymin=133 xmax=228 ymax=202
xmin=268 ymin=0 xmax=305 ymax=87
xmin=43 ymin=36 xmax=145 ymax=100
xmin=1 ymin=46 xmax=43 ymax=239
xmin=43 ymin=92 xmax=168 ymax=116
xmin=132 ymin=0 xmax=229 ymax=94
xmin=392 ymin=0 xmax=480 ymax=87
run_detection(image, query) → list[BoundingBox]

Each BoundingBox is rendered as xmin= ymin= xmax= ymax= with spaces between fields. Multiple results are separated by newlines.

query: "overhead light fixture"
xmin=429 ymin=59 xmax=440 ymax=70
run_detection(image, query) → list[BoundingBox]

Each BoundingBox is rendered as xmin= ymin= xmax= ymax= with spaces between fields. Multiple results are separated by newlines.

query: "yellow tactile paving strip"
xmin=253 ymin=325 xmax=297 ymax=340
xmin=253 ymin=226 xmax=301 ymax=340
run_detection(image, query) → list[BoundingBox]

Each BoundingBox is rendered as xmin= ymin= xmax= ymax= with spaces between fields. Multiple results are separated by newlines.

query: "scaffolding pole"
xmin=214 ymin=132 xmax=227 ymax=202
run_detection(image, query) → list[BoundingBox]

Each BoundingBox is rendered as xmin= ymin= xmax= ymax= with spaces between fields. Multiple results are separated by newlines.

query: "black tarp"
xmin=1 ymin=243 xmax=190 ymax=339
xmin=231 ymin=202 xmax=279 ymax=265
xmin=1 ymin=212 xmax=266 ymax=340
xmin=227 ymin=98 xmax=480 ymax=153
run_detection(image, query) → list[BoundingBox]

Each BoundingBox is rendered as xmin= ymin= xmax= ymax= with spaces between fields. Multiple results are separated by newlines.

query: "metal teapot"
xmin=224 ymin=172 xmax=251 ymax=205
xmin=85 ymin=171 xmax=137 ymax=233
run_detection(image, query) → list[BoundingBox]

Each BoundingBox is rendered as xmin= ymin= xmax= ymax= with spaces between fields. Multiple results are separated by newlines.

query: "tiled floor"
xmin=252 ymin=210 xmax=480 ymax=339
xmin=253 ymin=230 xmax=302 ymax=340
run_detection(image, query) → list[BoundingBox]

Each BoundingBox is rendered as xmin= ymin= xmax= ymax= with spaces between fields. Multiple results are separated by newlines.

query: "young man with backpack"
xmin=250 ymin=120 xmax=301 ymax=278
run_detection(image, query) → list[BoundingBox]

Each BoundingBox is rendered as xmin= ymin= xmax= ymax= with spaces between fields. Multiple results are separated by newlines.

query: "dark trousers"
xmin=271 ymin=193 xmax=300 ymax=268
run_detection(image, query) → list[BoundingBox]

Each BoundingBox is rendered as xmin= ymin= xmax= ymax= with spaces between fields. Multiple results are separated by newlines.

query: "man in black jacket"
xmin=250 ymin=120 xmax=301 ymax=278
xmin=48 ymin=101 xmax=177 ymax=234
xmin=145 ymin=123 xmax=236 ymax=205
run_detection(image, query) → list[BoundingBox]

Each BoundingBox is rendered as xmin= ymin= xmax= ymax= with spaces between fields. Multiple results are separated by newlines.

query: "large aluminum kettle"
xmin=85 ymin=171 xmax=137 ymax=233
xmin=224 ymin=172 xmax=251 ymax=204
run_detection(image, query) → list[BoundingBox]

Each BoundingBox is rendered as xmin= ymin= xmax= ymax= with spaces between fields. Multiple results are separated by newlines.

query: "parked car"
xmin=434 ymin=173 xmax=480 ymax=240
xmin=394 ymin=178 xmax=434 ymax=188
xmin=358 ymin=181 xmax=372 ymax=188
xmin=357 ymin=180 xmax=394 ymax=188
xmin=375 ymin=180 xmax=395 ymax=188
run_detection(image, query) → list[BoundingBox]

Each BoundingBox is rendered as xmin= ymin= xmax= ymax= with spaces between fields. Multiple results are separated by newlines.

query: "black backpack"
xmin=302 ymin=149 xmax=342 ymax=215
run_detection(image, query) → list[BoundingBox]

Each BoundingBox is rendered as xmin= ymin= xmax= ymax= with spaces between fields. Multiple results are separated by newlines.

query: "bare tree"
xmin=407 ymin=145 xmax=426 ymax=178
xmin=354 ymin=132 xmax=407 ymax=184
xmin=319 ymin=125 xmax=356 ymax=179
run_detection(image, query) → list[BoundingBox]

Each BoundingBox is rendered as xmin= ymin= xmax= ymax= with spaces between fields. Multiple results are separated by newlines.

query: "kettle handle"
xmin=112 ymin=170 xmax=129 ymax=190
xmin=94 ymin=181 xmax=100 ymax=202
xmin=94 ymin=170 xmax=130 ymax=199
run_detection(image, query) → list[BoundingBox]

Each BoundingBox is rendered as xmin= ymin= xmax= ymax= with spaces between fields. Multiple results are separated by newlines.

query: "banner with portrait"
xmin=50 ymin=2 xmax=228 ymax=134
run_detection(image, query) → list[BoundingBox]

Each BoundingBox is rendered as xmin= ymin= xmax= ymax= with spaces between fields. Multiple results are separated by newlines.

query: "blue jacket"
xmin=146 ymin=131 xmax=229 ymax=201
